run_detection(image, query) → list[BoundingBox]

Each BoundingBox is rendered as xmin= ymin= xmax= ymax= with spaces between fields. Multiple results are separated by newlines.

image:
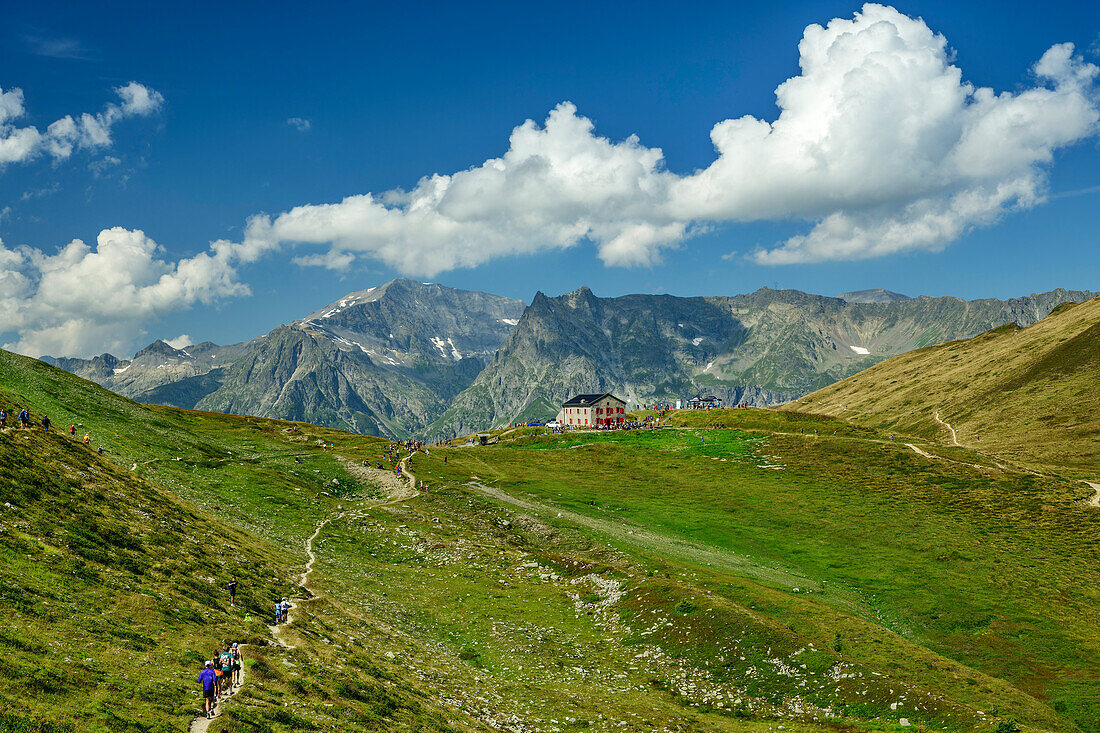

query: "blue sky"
xmin=1 ymin=1 xmax=1098 ymax=356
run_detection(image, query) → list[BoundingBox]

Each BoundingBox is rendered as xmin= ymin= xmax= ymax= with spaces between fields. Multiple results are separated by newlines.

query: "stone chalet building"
xmin=687 ymin=394 xmax=722 ymax=409
xmin=557 ymin=393 xmax=627 ymax=428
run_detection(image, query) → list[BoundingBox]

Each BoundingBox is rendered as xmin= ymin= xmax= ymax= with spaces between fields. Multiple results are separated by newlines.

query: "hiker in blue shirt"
xmin=198 ymin=660 xmax=217 ymax=718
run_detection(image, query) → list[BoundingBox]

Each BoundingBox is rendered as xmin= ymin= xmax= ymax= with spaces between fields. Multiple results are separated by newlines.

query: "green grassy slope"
xmin=6 ymin=346 xmax=1100 ymax=732
xmin=413 ymin=416 xmax=1100 ymax=732
xmin=0 ymin=350 xmax=484 ymax=733
xmin=0 ymin=416 xmax=283 ymax=731
xmin=790 ymin=296 xmax=1100 ymax=477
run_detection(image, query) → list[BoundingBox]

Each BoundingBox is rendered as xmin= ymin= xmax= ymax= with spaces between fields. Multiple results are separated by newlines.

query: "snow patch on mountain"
xmin=430 ymin=336 xmax=463 ymax=360
xmin=849 ymin=345 xmax=870 ymax=355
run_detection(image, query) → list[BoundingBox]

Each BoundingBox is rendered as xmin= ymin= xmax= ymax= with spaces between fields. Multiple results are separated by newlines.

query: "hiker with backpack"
xmin=227 ymin=576 xmax=238 ymax=607
xmin=231 ymin=643 xmax=243 ymax=686
xmin=218 ymin=646 xmax=235 ymax=694
xmin=18 ymin=408 xmax=29 ymax=428
xmin=0 ymin=409 xmax=6 ymax=428
xmin=212 ymin=645 xmax=225 ymax=697
xmin=41 ymin=415 xmax=50 ymax=431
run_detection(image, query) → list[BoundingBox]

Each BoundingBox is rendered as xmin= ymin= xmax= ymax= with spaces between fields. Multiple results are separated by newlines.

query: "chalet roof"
xmin=562 ymin=392 xmax=625 ymax=407
xmin=688 ymin=394 xmax=722 ymax=402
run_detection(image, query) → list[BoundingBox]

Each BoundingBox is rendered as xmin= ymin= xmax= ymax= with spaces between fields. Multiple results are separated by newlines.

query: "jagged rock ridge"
xmin=44 ymin=282 xmax=1094 ymax=440
xmin=425 ymin=286 xmax=1095 ymax=438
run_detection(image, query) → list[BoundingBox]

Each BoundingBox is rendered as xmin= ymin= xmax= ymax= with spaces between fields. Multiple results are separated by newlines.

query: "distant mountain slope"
xmin=792 ymin=295 xmax=1100 ymax=476
xmin=428 ymin=286 xmax=1094 ymax=438
xmin=43 ymin=279 xmax=526 ymax=439
xmin=193 ymin=280 xmax=524 ymax=437
xmin=839 ymin=288 xmax=911 ymax=303
xmin=42 ymin=339 xmax=251 ymax=404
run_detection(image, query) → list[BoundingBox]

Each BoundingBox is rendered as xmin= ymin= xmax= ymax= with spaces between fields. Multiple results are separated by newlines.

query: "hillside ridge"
xmin=792 ymin=294 xmax=1100 ymax=476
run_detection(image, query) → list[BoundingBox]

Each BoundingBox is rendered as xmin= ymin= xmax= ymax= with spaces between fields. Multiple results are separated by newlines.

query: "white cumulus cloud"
xmin=0 ymin=81 xmax=163 ymax=166
xmin=0 ymin=228 xmax=246 ymax=357
xmin=164 ymin=334 xmax=193 ymax=350
xmin=231 ymin=4 xmax=1098 ymax=273
xmin=243 ymin=102 xmax=682 ymax=275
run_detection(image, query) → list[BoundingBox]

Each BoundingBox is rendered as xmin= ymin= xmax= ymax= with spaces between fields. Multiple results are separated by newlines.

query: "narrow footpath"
xmin=1086 ymin=481 xmax=1100 ymax=508
xmin=934 ymin=410 xmax=961 ymax=446
xmin=271 ymin=452 xmax=418 ymax=646
xmin=187 ymin=452 xmax=419 ymax=730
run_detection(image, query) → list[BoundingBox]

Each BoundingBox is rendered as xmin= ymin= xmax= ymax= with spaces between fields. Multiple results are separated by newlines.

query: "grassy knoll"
xmin=791 ymin=295 xmax=1100 ymax=477
xmin=412 ymin=412 xmax=1100 ymax=732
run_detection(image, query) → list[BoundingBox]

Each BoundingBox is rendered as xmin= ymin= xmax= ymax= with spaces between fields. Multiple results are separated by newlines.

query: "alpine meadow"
xmin=2 ymin=3 xmax=1099 ymax=733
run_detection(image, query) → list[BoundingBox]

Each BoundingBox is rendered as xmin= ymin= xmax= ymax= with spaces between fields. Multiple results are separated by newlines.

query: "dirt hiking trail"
xmin=934 ymin=411 xmax=961 ymax=446
xmin=188 ymin=454 xmax=418 ymax=731
xmin=271 ymin=454 xmax=418 ymax=644
xmin=1086 ymin=481 xmax=1100 ymax=508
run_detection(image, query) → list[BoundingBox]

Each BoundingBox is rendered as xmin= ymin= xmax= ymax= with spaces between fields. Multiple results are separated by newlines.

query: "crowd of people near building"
xmin=590 ymin=419 xmax=650 ymax=432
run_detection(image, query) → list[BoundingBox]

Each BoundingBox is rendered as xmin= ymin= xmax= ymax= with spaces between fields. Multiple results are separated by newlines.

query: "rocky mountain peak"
xmin=561 ymin=286 xmax=599 ymax=311
xmin=134 ymin=340 xmax=186 ymax=360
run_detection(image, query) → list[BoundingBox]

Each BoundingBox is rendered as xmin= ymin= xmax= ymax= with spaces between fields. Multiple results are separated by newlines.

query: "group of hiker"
xmin=274 ymin=597 xmax=290 ymax=625
xmin=374 ymin=441 xmax=433 ymax=476
xmin=0 ymin=406 xmax=108 ymax=453
xmin=196 ymin=643 xmax=244 ymax=719
xmin=194 ymin=576 xmax=258 ymax=719
xmin=0 ymin=407 xmax=34 ymax=429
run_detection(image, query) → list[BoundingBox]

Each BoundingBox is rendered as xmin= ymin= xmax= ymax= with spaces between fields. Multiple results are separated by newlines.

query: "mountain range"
xmin=43 ymin=280 xmax=1094 ymax=439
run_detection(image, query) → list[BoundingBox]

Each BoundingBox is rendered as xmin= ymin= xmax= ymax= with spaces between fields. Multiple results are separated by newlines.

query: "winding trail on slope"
xmin=1086 ymin=481 xmax=1100 ymax=508
xmin=906 ymin=443 xmax=936 ymax=460
xmin=934 ymin=411 xmax=961 ymax=446
xmin=904 ymin=443 xmax=995 ymax=472
xmin=270 ymin=453 xmax=419 ymax=646
xmin=188 ymin=454 xmax=419 ymax=730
